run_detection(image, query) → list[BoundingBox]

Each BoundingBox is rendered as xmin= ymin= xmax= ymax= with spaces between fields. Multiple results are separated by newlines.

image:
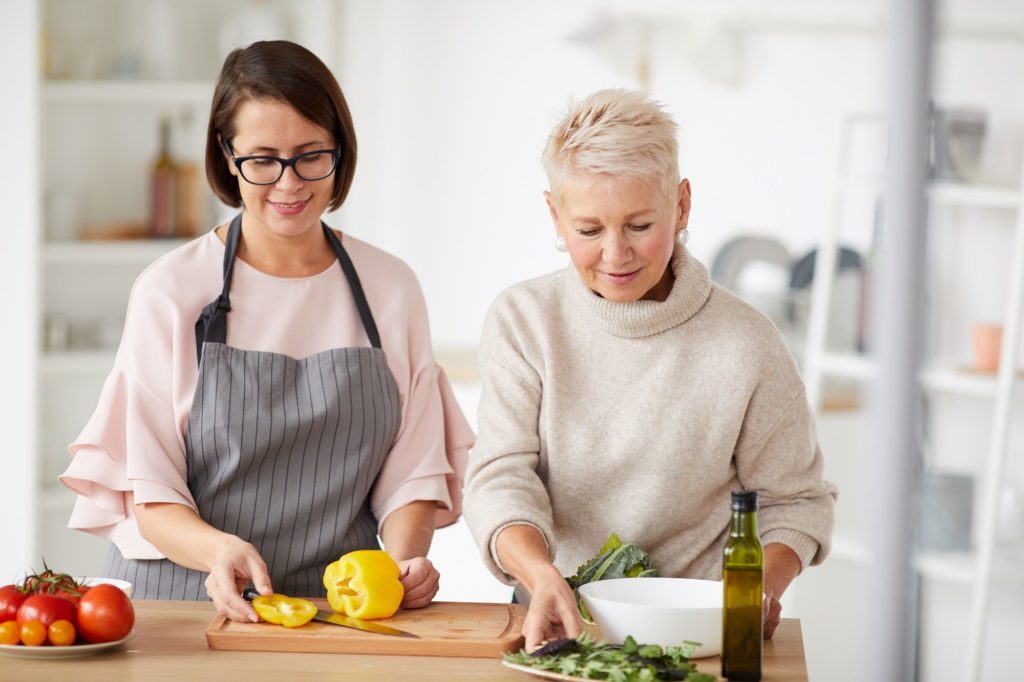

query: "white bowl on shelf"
xmin=579 ymin=577 xmax=722 ymax=658
xmin=81 ymin=577 xmax=133 ymax=597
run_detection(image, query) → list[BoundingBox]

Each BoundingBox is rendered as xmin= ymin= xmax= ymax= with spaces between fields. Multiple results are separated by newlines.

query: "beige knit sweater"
xmin=464 ymin=243 xmax=837 ymax=590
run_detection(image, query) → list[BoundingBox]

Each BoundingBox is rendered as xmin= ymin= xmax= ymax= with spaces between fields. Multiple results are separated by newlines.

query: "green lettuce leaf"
xmin=565 ymin=532 xmax=659 ymax=622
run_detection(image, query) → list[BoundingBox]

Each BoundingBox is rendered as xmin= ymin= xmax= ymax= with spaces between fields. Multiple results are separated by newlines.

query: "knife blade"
xmin=242 ymin=588 xmax=419 ymax=638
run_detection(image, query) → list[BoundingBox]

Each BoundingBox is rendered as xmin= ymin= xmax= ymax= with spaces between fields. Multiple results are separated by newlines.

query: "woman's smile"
xmin=600 ymin=269 xmax=641 ymax=284
xmin=268 ymin=197 xmax=311 ymax=216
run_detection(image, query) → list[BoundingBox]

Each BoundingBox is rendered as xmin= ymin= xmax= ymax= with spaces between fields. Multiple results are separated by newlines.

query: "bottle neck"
xmin=730 ymin=509 xmax=758 ymax=537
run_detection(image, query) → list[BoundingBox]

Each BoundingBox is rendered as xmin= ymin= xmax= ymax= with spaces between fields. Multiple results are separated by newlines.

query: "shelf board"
xmin=818 ymin=353 xmax=1019 ymax=398
xmin=831 ymin=533 xmax=1012 ymax=586
xmin=836 ymin=179 xmax=1021 ymax=211
xmin=40 ymin=350 xmax=115 ymax=375
xmin=916 ymin=550 xmax=977 ymax=585
xmin=928 ymin=182 xmax=1021 ymax=210
xmin=818 ymin=352 xmax=876 ymax=380
xmin=42 ymin=239 xmax=189 ymax=265
xmin=43 ymin=79 xmax=214 ymax=104
xmin=919 ymin=367 xmax=1000 ymax=398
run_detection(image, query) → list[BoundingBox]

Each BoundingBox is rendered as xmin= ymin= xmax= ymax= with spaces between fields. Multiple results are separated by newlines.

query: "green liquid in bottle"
xmin=722 ymin=491 xmax=763 ymax=681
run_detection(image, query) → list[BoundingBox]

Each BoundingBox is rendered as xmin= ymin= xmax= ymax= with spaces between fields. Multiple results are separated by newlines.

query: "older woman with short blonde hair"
xmin=464 ymin=88 xmax=836 ymax=650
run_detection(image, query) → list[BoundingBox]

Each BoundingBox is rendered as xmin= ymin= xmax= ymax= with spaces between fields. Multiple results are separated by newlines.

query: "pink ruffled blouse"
xmin=59 ymin=229 xmax=474 ymax=559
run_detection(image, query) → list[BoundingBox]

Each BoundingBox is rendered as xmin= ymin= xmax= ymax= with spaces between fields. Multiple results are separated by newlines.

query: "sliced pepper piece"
xmin=322 ymin=549 xmax=404 ymax=620
xmin=252 ymin=593 xmax=318 ymax=628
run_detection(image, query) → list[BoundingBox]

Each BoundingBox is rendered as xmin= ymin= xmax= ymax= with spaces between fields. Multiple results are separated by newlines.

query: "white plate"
xmin=0 ymin=630 xmax=135 ymax=659
xmin=81 ymin=577 xmax=133 ymax=597
xmin=502 ymin=661 xmax=591 ymax=681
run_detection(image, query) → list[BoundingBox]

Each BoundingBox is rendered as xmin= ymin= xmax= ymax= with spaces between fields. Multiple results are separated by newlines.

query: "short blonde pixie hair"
xmin=542 ymin=88 xmax=680 ymax=199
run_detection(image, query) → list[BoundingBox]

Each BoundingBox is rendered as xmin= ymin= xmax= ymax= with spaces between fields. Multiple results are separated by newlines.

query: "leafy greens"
xmin=565 ymin=533 xmax=658 ymax=622
xmin=503 ymin=634 xmax=715 ymax=682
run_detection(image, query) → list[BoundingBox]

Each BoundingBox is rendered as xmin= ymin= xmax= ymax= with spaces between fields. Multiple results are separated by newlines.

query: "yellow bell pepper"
xmin=252 ymin=594 xmax=318 ymax=628
xmin=322 ymin=549 xmax=404 ymax=620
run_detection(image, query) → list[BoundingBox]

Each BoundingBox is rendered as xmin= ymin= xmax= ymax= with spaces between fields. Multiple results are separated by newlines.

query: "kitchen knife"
xmin=242 ymin=588 xmax=420 ymax=638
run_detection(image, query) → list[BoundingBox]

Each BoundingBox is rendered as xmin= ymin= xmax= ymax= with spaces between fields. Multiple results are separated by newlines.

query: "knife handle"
xmin=241 ymin=587 xmax=260 ymax=602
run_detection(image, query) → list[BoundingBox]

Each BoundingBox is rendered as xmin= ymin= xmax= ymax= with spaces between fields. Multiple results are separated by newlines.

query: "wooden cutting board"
xmin=205 ymin=599 xmax=526 ymax=658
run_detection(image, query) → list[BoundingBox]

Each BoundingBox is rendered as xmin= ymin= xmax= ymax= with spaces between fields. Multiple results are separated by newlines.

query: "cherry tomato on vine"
xmin=20 ymin=621 xmax=46 ymax=647
xmin=47 ymin=619 xmax=76 ymax=646
xmin=0 ymin=620 xmax=19 ymax=645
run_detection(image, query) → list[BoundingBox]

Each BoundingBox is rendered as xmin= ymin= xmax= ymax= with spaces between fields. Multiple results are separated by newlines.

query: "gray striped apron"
xmin=104 ymin=214 xmax=401 ymax=599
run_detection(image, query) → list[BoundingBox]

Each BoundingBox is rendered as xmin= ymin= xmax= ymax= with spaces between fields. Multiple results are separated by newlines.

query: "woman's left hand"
xmin=763 ymin=590 xmax=783 ymax=639
xmin=762 ymin=542 xmax=802 ymax=639
xmin=396 ymin=557 xmax=440 ymax=609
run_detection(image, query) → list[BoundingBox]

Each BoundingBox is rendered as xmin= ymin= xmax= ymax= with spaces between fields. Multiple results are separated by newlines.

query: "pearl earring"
xmin=555 ymin=236 xmax=567 ymax=253
xmin=676 ymin=229 xmax=689 ymax=246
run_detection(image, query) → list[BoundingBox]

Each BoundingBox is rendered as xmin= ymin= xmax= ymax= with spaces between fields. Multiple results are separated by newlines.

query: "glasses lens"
xmin=239 ymin=158 xmax=284 ymax=185
xmin=294 ymin=151 xmax=338 ymax=181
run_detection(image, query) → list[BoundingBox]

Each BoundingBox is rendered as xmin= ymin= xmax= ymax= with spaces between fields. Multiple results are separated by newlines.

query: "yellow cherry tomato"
xmin=322 ymin=549 xmax=403 ymax=620
xmin=252 ymin=594 xmax=317 ymax=628
xmin=47 ymin=619 xmax=76 ymax=646
xmin=0 ymin=620 xmax=19 ymax=645
xmin=20 ymin=621 xmax=46 ymax=646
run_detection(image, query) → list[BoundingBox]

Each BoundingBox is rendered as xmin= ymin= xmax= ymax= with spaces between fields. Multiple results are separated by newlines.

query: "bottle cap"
xmin=731 ymin=490 xmax=758 ymax=512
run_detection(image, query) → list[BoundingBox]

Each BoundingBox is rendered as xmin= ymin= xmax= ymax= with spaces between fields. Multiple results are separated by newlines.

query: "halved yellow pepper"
xmin=252 ymin=593 xmax=318 ymax=628
xmin=322 ymin=549 xmax=404 ymax=620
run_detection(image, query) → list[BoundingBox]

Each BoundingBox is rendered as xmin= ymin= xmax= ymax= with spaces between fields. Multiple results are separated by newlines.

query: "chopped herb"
xmin=505 ymin=634 xmax=715 ymax=681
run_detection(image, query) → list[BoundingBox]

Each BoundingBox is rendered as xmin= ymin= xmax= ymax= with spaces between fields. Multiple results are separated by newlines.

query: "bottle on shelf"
xmin=150 ymin=116 xmax=178 ymax=238
xmin=722 ymin=490 xmax=764 ymax=681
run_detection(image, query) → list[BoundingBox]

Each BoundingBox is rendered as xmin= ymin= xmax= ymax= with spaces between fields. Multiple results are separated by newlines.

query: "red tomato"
xmin=0 ymin=585 xmax=27 ymax=623
xmin=76 ymin=584 xmax=134 ymax=644
xmin=16 ymin=594 xmax=76 ymax=629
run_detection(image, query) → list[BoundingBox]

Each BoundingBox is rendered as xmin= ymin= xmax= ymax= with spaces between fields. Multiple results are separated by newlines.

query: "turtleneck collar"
xmin=565 ymin=242 xmax=713 ymax=338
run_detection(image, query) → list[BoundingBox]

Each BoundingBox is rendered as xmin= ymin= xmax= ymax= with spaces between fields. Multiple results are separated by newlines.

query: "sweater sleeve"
xmin=463 ymin=295 xmax=555 ymax=585
xmin=733 ymin=341 xmax=838 ymax=569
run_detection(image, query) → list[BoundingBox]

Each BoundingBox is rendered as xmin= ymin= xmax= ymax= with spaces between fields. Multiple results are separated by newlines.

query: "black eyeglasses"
xmin=226 ymin=143 xmax=341 ymax=185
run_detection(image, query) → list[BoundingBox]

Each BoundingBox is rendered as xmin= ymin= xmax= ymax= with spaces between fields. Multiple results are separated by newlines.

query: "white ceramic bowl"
xmin=82 ymin=577 xmax=133 ymax=598
xmin=579 ymin=577 xmax=722 ymax=658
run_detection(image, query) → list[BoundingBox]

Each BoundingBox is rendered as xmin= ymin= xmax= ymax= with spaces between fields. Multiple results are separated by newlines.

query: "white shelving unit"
xmin=33 ymin=0 xmax=340 ymax=577
xmin=805 ymin=130 xmax=1024 ymax=681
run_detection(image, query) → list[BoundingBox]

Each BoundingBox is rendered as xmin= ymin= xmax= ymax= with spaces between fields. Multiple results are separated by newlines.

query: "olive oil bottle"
xmin=722 ymin=490 xmax=763 ymax=681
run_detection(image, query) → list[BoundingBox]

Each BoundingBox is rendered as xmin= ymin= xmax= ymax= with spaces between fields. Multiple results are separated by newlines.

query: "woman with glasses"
xmin=60 ymin=41 xmax=473 ymax=623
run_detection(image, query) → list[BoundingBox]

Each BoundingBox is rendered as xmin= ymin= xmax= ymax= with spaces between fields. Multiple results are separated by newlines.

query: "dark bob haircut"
xmin=205 ymin=40 xmax=357 ymax=212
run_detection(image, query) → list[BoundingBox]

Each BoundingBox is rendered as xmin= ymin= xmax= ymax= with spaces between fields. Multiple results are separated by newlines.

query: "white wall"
xmin=0 ymin=0 xmax=40 ymax=583
xmin=333 ymin=0 xmax=892 ymax=348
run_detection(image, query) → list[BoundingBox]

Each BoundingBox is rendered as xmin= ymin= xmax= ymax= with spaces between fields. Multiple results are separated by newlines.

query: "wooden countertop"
xmin=0 ymin=601 xmax=807 ymax=681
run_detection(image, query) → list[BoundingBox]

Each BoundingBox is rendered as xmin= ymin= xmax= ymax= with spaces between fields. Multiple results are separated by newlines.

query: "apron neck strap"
xmin=193 ymin=214 xmax=242 ymax=362
xmin=323 ymin=224 xmax=382 ymax=350
xmin=194 ymin=215 xmax=383 ymax=366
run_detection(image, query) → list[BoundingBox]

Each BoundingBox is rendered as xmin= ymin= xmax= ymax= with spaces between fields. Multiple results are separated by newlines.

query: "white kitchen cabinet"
xmin=34 ymin=0 xmax=340 ymax=577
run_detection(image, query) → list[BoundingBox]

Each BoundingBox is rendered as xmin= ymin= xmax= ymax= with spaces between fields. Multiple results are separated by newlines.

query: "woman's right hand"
xmin=522 ymin=564 xmax=584 ymax=651
xmin=494 ymin=524 xmax=583 ymax=651
xmin=203 ymin=535 xmax=274 ymax=623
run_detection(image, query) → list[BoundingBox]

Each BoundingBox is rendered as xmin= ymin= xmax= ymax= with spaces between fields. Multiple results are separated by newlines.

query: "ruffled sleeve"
xmin=59 ymin=256 xmax=200 ymax=560
xmin=371 ymin=364 xmax=474 ymax=531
